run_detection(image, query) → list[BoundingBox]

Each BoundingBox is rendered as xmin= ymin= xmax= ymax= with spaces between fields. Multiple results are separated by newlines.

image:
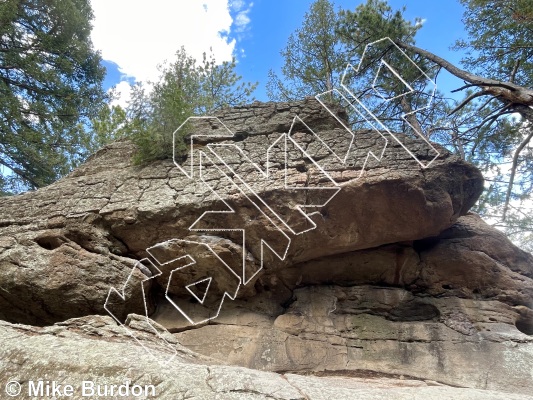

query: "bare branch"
xmin=462 ymin=105 xmax=514 ymax=137
xmin=503 ymin=128 xmax=533 ymax=220
xmin=400 ymin=95 xmax=424 ymax=137
xmin=448 ymin=90 xmax=489 ymax=116
xmin=510 ymin=60 xmax=521 ymax=83
xmin=451 ymin=83 xmax=478 ymax=93
xmin=476 ymin=104 xmax=513 ymax=129
xmin=395 ymin=41 xmax=533 ymax=106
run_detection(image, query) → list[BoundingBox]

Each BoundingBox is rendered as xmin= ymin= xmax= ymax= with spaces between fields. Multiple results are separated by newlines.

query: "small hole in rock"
xmin=442 ymin=284 xmax=452 ymax=290
xmin=516 ymin=316 xmax=533 ymax=335
xmin=35 ymin=236 xmax=65 ymax=250
xmin=388 ymin=301 xmax=440 ymax=322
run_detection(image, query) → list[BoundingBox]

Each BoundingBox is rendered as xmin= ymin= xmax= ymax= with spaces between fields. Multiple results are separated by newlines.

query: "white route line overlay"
xmin=104 ymin=36 xmax=441 ymax=364
xmin=316 ymin=37 xmax=440 ymax=169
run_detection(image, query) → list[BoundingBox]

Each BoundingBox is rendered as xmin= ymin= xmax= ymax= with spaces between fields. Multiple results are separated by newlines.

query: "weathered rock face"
xmin=0 ymin=98 xmax=531 ymax=398
xmin=1 ymin=315 xmax=532 ymax=400
xmin=0 ymin=98 xmax=483 ymax=324
xmin=159 ymin=216 xmax=533 ymax=395
xmin=2 ymin=315 xmax=531 ymax=400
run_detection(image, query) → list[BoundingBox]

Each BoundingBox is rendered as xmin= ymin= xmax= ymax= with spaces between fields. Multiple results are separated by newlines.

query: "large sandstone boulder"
xmin=0 ymin=98 xmax=482 ymax=324
xmin=0 ymin=99 xmax=531 ymax=398
xmin=159 ymin=216 xmax=533 ymax=395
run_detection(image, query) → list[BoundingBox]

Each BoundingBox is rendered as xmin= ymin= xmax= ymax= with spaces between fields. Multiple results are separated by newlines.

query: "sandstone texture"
xmin=1 ymin=315 xmax=532 ymax=400
xmin=0 ymin=98 xmax=532 ymax=398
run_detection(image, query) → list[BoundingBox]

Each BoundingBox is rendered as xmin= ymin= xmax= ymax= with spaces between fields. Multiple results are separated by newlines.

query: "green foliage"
xmin=110 ymin=47 xmax=257 ymax=164
xmin=336 ymin=0 xmax=443 ymax=136
xmin=268 ymin=0 xmax=444 ymax=138
xmin=0 ymin=0 xmax=106 ymax=192
xmin=267 ymin=0 xmax=346 ymax=101
xmin=128 ymin=74 xmax=193 ymax=164
xmin=197 ymin=51 xmax=258 ymax=114
xmin=272 ymin=0 xmax=533 ymax=250
xmin=337 ymin=0 xmax=421 ymax=48
xmin=455 ymin=0 xmax=533 ymax=85
xmin=448 ymin=0 xmax=533 ymax=167
xmin=447 ymin=0 xmax=533 ymax=243
xmin=87 ymin=102 xmax=129 ymax=153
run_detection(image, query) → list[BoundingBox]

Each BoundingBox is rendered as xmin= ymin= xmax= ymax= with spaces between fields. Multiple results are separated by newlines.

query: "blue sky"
xmin=92 ymin=0 xmax=469 ymax=105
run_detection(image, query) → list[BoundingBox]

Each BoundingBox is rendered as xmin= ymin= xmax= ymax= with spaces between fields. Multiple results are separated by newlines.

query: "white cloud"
xmin=415 ymin=18 xmax=427 ymax=28
xmin=235 ymin=11 xmax=251 ymax=31
xmin=90 ymin=0 xmax=243 ymax=84
xmin=109 ymin=80 xmax=133 ymax=109
xmin=229 ymin=0 xmax=245 ymax=12
xmin=234 ymin=2 xmax=253 ymax=33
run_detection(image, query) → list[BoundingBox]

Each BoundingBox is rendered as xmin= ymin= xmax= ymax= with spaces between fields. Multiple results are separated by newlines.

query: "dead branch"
xmin=503 ymin=128 xmax=533 ymax=221
xmin=449 ymin=90 xmax=489 ymax=116
xmin=394 ymin=41 xmax=533 ymax=107
xmin=510 ymin=60 xmax=521 ymax=83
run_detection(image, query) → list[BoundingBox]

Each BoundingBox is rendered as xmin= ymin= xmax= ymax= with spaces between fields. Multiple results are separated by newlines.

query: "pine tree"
xmin=0 ymin=0 xmax=106 ymax=193
xmin=267 ymin=0 xmax=346 ymax=101
xmin=118 ymin=47 xmax=257 ymax=164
